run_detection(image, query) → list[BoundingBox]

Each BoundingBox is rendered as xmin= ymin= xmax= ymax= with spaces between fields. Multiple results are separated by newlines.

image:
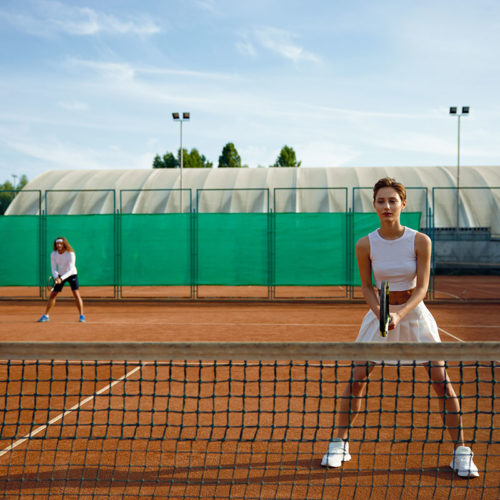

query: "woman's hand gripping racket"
xmin=379 ymin=280 xmax=391 ymax=337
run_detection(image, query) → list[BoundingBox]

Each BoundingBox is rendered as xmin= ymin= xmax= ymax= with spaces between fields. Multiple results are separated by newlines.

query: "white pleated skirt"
xmin=355 ymin=301 xmax=441 ymax=364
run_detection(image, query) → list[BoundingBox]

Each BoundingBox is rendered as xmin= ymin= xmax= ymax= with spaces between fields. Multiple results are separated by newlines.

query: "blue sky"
xmin=1 ymin=0 xmax=499 ymax=182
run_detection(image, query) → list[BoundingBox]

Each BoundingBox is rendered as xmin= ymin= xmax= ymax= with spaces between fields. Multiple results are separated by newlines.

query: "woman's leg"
xmin=44 ymin=291 xmax=59 ymax=315
xmin=71 ymin=289 xmax=84 ymax=315
xmin=427 ymin=361 xmax=464 ymax=447
xmin=335 ymin=363 xmax=374 ymax=440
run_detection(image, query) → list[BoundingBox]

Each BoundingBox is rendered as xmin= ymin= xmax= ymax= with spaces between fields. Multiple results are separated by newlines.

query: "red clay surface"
xmin=1 ymin=300 xmax=499 ymax=499
xmin=2 ymin=275 xmax=500 ymax=301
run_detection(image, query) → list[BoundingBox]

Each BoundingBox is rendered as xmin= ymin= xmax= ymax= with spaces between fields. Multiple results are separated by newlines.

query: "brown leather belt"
xmin=379 ymin=288 xmax=415 ymax=305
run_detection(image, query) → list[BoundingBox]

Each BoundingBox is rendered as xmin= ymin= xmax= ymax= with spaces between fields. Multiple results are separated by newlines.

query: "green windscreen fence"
xmin=274 ymin=213 xmax=348 ymax=286
xmin=0 ymin=216 xmax=40 ymax=286
xmin=120 ymin=214 xmax=192 ymax=286
xmin=274 ymin=212 xmax=421 ymax=287
xmin=0 ymin=212 xmax=421 ymax=287
xmin=45 ymin=215 xmax=116 ymax=286
xmin=196 ymin=213 xmax=270 ymax=286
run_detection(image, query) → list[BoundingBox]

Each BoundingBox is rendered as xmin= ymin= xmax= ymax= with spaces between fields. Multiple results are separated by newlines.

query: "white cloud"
xmin=5 ymin=134 xmax=147 ymax=170
xmin=194 ymin=0 xmax=219 ymax=15
xmin=369 ymin=131 xmax=455 ymax=157
xmin=254 ymin=27 xmax=321 ymax=64
xmin=57 ymin=101 xmax=88 ymax=112
xmin=138 ymin=66 xmax=241 ymax=82
xmin=61 ymin=57 xmax=242 ymax=84
xmin=313 ymin=104 xmax=443 ymax=122
xmin=63 ymin=58 xmax=136 ymax=81
xmin=0 ymin=0 xmax=160 ymax=37
xmin=235 ymin=39 xmax=257 ymax=58
xmin=296 ymin=140 xmax=359 ymax=167
xmin=240 ymin=144 xmax=273 ymax=167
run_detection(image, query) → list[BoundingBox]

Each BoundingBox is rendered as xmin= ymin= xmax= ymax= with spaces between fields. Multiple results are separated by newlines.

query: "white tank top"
xmin=368 ymin=227 xmax=417 ymax=291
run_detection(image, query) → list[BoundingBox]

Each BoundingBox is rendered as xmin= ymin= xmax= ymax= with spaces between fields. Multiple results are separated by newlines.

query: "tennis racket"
xmin=379 ymin=280 xmax=391 ymax=337
xmin=46 ymin=276 xmax=55 ymax=292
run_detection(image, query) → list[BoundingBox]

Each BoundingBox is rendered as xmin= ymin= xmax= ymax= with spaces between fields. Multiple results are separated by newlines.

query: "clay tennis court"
xmin=2 ymin=274 xmax=500 ymax=301
xmin=1 ymin=298 xmax=499 ymax=498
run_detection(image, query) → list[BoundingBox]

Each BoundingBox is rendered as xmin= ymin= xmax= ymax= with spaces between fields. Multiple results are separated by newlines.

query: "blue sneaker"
xmin=38 ymin=314 xmax=49 ymax=323
xmin=79 ymin=314 xmax=86 ymax=323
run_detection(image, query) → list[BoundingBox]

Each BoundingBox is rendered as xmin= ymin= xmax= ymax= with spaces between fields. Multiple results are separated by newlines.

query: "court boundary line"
xmin=439 ymin=326 xmax=500 ymax=362
xmin=0 ymin=363 xmax=147 ymax=458
xmin=438 ymin=327 xmax=465 ymax=343
xmin=26 ymin=320 xmax=500 ymax=328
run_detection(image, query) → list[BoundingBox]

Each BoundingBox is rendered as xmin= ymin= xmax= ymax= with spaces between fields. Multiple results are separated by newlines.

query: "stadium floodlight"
xmin=449 ymin=106 xmax=470 ymax=229
xmin=172 ymin=112 xmax=190 ymax=212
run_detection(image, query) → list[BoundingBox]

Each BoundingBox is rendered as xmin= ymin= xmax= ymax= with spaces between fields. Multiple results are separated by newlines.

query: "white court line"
xmin=33 ymin=322 xmax=363 ymax=327
xmin=0 ymin=358 xmax=354 ymax=459
xmin=439 ymin=327 xmax=500 ymax=363
xmin=438 ymin=327 xmax=465 ymax=343
xmin=0 ymin=363 xmax=147 ymax=458
xmin=434 ymin=291 xmax=462 ymax=299
xmin=69 ymin=321 xmax=500 ymax=328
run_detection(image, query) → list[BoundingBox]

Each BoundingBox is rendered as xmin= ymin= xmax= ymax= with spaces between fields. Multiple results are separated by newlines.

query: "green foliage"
xmin=152 ymin=155 xmax=163 ymax=169
xmin=0 ymin=175 xmax=29 ymax=214
xmin=153 ymin=149 xmax=211 ymax=168
xmin=218 ymin=143 xmax=242 ymax=168
xmin=153 ymin=152 xmax=178 ymax=168
xmin=182 ymin=148 xmax=213 ymax=168
xmin=273 ymin=145 xmax=301 ymax=167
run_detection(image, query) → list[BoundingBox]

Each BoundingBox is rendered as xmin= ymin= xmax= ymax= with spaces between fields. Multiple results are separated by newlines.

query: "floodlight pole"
xmin=449 ymin=106 xmax=469 ymax=229
xmin=172 ymin=112 xmax=190 ymax=212
xmin=457 ymin=113 xmax=462 ymax=226
xmin=12 ymin=174 xmax=17 ymax=190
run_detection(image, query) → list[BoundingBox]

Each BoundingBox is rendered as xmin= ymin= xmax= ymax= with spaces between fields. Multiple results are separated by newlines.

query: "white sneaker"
xmin=321 ymin=438 xmax=351 ymax=468
xmin=450 ymin=446 xmax=479 ymax=478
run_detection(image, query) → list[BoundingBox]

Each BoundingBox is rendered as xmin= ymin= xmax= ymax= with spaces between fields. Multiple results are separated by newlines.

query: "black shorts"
xmin=53 ymin=274 xmax=79 ymax=292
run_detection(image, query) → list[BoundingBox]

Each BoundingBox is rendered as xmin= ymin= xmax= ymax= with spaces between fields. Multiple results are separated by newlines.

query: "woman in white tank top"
xmin=321 ymin=177 xmax=479 ymax=478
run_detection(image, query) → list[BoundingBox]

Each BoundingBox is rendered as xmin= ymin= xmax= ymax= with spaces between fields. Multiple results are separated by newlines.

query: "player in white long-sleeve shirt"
xmin=38 ymin=237 xmax=85 ymax=322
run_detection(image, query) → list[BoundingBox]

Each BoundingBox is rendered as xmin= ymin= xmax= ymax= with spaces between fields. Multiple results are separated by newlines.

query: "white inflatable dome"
xmin=6 ymin=166 xmax=500 ymax=233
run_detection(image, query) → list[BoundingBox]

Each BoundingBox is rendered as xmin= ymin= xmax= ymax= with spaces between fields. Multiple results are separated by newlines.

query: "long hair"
xmin=373 ymin=177 xmax=407 ymax=203
xmin=53 ymin=237 xmax=75 ymax=253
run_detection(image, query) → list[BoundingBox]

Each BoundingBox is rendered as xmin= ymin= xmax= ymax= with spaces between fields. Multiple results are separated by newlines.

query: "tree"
xmin=218 ymin=143 xmax=242 ymax=168
xmin=153 ymin=152 xmax=178 ymax=168
xmin=273 ymin=145 xmax=301 ymax=167
xmin=152 ymin=155 xmax=163 ymax=168
xmin=0 ymin=175 xmax=29 ymax=214
xmin=182 ymin=148 xmax=213 ymax=169
xmin=153 ymin=149 xmax=211 ymax=168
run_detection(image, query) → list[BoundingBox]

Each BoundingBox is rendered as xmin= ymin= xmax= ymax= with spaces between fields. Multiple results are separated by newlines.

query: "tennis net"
xmin=0 ymin=342 xmax=499 ymax=499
